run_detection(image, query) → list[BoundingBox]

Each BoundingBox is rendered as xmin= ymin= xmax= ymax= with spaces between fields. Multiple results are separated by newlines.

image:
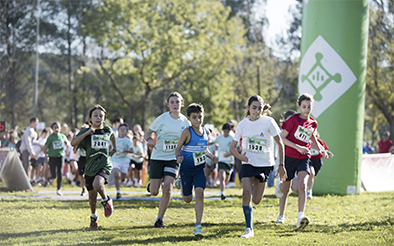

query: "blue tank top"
xmin=180 ymin=126 xmax=208 ymax=171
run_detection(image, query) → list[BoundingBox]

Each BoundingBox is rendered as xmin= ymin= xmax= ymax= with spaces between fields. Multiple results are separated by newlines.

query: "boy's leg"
xmin=194 ymin=187 xmax=204 ymax=224
xmin=297 ymin=171 xmax=309 ymax=213
xmin=251 ymin=178 xmax=266 ymax=205
xmin=292 ymin=176 xmax=299 ymax=194
xmin=113 ymin=168 xmax=121 ymax=191
xmin=219 ymin=169 xmax=226 ymax=194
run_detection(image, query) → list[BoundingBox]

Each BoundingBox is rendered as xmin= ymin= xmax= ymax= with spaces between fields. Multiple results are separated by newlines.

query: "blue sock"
xmin=195 ymin=222 xmax=201 ymax=227
xmin=243 ymin=205 xmax=253 ymax=229
xmin=156 ymin=217 xmax=162 ymax=222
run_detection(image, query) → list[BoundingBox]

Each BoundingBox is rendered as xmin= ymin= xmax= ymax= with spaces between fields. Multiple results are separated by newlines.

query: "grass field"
xmin=0 ymin=184 xmax=393 ymax=245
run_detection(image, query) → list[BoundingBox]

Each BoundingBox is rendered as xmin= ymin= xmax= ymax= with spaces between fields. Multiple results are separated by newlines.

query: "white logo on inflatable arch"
xmin=298 ymin=35 xmax=357 ymax=118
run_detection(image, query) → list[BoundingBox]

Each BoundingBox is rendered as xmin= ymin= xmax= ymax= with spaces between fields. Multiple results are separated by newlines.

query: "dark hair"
xmin=382 ymin=131 xmax=390 ymax=137
xmin=30 ymin=117 xmax=38 ymax=123
xmin=186 ymin=103 xmax=204 ymax=117
xmin=298 ymin=93 xmax=314 ymax=106
xmin=166 ymin=92 xmax=184 ymax=103
xmin=245 ymin=95 xmax=271 ymax=117
xmin=51 ymin=121 xmax=60 ymax=129
xmin=222 ymin=123 xmax=231 ymax=131
xmin=282 ymin=110 xmax=296 ymax=122
xmin=118 ymin=123 xmax=128 ymax=130
xmin=112 ymin=117 xmax=123 ymax=124
xmin=89 ymin=104 xmax=107 ymax=121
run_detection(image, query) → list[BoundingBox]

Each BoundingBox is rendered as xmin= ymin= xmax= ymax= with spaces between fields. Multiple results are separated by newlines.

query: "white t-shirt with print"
xmin=149 ymin=112 xmax=190 ymax=161
xmin=233 ymin=115 xmax=280 ymax=167
xmin=214 ymin=134 xmax=234 ymax=165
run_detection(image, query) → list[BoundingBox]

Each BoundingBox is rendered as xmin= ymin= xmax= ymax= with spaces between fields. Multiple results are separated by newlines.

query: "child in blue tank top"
xmin=175 ymin=103 xmax=218 ymax=237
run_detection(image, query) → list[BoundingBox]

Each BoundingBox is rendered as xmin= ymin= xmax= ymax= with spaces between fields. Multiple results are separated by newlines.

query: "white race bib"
xmin=294 ymin=126 xmax=313 ymax=143
xmin=193 ymin=148 xmax=207 ymax=166
xmin=91 ymin=134 xmax=110 ymax=149
xmin=310 ymin=149 xmax=319 ymax=156
xmin=53 ymin=141 xmax=63 ymax=150
xmin=247 ymin=137 xmax=267 ymax=153
xmin=163 ymin=139 xmax=178 ymax=152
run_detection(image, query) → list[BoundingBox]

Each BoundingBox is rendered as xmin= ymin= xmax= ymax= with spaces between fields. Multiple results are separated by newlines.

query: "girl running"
xmin=230 ymin=95 xmax=286 ymax=238
xmin=275 ymin=93 xmax=327 ymax=230
xmin=144 ymin=92 xmax=190 ymax=228
xmin=42 ymin=122 xmax=69 ymax=196
xmin=71 ymin=104 xmax=116 ymax=229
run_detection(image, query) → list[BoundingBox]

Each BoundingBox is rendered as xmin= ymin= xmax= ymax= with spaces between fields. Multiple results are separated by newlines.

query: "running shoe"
xmin=296 ymin=216 xmax=309 ymax=230
xmin=101 ymin=195 xmax=113 ymax=217
xmin=275 ymin=177 xmax=283 ymax=199
xmin=192 ymin=225 xmax=204 ymax=237
xmin=146 ymin=181 xmax=151 ymax=193
xmin=307 ymin=189 xmax=313 ymax=200
xmin=90 ymin=215 xmax=99 ymax=229
xmin=221 ymin=194 xmax=226 ymax=200
xmin=56 ymin=190 xmax=63 ymax=196
xmin=116 ymin=192 xmax=122 ymax=200
xmin=81 ymin=188 xmax=88 ymax=196
xmin=240 ymin=228 xmax=254 ymax=238
xmin=276 ymin=215 xmax=285 ymax=223
xmin=226 ymin=182 xmax=236 ymax=188
xmin=154 ymin=218 xmax=166 ymax=228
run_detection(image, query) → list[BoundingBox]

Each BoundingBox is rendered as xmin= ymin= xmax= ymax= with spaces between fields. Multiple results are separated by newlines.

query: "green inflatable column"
xmin=298 ymin=0 xmax=369 ymax=195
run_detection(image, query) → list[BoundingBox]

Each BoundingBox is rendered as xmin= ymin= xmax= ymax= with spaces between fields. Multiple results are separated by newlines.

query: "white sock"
xmin=117 ymin=190 xmax=120 ymax=193
xmin=91 ymin=212 xmax=98 ymax=218
xmin=298 ymin=212 xmax=304 ymax=219
xmin=221 ymin=191 xmax=225 ymax=196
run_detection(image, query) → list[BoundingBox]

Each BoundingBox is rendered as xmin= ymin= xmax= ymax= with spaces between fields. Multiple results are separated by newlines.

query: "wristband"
xmin=279 ymin=163 xmax=284 ymax=167
xmin=146 ymin=136 xmax=153 ymax=141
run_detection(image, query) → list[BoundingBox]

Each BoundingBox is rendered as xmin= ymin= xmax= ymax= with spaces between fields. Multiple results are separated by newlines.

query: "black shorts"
xmin=285 ymin=156 xmax=311 ymax=181
xmin=78 ymin=157 xmax=86 ymax=176
xmin=310 ymin=158 xmax=323 ymax=176
xmin=30 ymin=158 xmax=38 ymax=168
xmin=218 ymin=162 xmax=234 ymax=175
xmin=85 ymin=168 xmax=110 ymax=191
xmin=130 ymin=159 xmax=143 ymax=171
xmin=240 ymin=164 xmax=273 ymax=183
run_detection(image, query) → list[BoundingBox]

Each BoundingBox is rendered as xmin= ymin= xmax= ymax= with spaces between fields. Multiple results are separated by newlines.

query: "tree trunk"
xmin=67 ymin=7 xmax=76 ymax=128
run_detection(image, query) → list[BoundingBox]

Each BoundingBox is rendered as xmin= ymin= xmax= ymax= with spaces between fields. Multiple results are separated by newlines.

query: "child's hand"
xmin=326 ymin=151 xmax=334 ymax=158
xmin=223 ymin=152 xmax=231 ymax=158
xmin=212 ymin=156 xmax=219 ymax=164
xmin=147 ymin=138 xmax=156 ymax=149
xmin=296 ymin=146 xmax=310 ymax=155
xmin=176 ymin=155 xmax=184 ymax=164
xmin=277 ymin=165 xmax=288 ymax=181
xmin=239 ymin=152 xmax=250 ymax=163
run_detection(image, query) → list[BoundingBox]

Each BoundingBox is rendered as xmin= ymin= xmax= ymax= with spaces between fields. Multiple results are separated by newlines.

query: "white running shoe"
xmin=226 ymin=182 xmax=236 ymax=188
xmin=297 ymin=216 xmax=309 ymax=230
xmin=276 ymin=215 xmax=285 ymax=223
xmin=307 ymin=189 xmax=312 ymax=200
xmin=240 ymin=228 xmax=254 ymax=238
xmin=275 ymin=178 xmax=283 ymax=199
xmin=192 ymin=225 xmax=204 ymax=237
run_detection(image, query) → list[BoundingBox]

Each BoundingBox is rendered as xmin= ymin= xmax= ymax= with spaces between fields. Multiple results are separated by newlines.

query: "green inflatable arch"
xmin=298 ymin=0 xmax=369 ymax=195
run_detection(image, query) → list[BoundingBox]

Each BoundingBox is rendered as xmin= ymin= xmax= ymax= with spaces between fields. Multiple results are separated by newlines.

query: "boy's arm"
xmin=311 ymin=134 xmax=328 ymax=159
xmin=175 ymin=128 xmax=190 ymax=164
xmin=281 ymin=130 xmax=309 ymax=155
xmin=71 ymin=128 xmax=94 ymax=147
xmin=206 ymin=147 xmax=218 ymax=164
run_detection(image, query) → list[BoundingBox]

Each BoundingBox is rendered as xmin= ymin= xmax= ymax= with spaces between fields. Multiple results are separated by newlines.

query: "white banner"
xmin=361 ymin=153 xmax=394 ymax=192
xmin=0 ymin=148 xmax=32 ymax=191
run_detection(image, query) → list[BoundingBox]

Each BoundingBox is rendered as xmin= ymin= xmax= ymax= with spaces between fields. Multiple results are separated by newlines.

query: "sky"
xmin=263 ymin=0 xmax=297 ymax=57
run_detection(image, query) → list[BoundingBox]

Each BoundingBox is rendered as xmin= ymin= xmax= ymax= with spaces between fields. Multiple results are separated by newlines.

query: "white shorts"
xmin=112 ymin=161 xmax=130 ymax=174
xmin=69 ymin=151 xmax=80 ymax=161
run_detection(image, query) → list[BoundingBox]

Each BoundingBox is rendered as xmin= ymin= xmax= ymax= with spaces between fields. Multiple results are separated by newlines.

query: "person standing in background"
xmin=20 ymin=117 xmax=39 ymax=175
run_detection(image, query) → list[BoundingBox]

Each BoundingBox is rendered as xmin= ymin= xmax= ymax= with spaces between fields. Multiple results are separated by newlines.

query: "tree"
xmin=83 ymin=0 xmax=246 ymax=127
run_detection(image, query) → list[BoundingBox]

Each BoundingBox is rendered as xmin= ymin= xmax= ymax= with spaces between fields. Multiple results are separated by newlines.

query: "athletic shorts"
xmin=180 ymin=169 xmax=206 ymax=196
xmin=149 ymin=159 xmax=179 ymax=179
xmin=85 ymin=168 xmax=110 ymax=191
xmin=284 ymin=156 xmax=311 ymax=181
xmin=218 ymin=162 xmax=234 ymax=175
xmin=30 ymin=158 xmax=38 ymax=168
xmin=36 ymin=157 xmax=45 ymax=165
xmin=112 ymin=160 xmax=130 ymax=174
xmin=240 ymin=164 xmax=273 ymax=183
xmin=310 ymin=158 xmax=323 ymax=176
xmin=130 ymin=159 xmax=143 ymax=171
xmin=78 ymin=157 xmax=86 ymax=176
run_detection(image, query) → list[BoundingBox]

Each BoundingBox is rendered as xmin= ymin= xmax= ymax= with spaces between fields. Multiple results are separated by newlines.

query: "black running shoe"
xmin=154 ymin=219 xmax=166 ymax=228
xmin=116 ymin=192 xmax=122 ymax=200
xmin=146 ymin=181 xmax=151 ymax=193
xmin=221 ymin=194 xmax=226 ymax=200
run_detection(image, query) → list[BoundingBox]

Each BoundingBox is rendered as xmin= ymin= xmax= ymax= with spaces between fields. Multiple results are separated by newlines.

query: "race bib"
xmin=53 ymin=141 xmax=63 ymax=150
xmin=163 ymin=139 xmax=178 ymax=152
xmin=91 ymin=134 xmax=110 ymax=149
xmin=310 ymin=149 xmax=319 ymax=156
xmin=294 ymin=126 xmax=313 ymax=143
xmin=193 ymin=148 xmax=207 ymax=166
xmin=247 ymin=137 xmax=267 ymax=153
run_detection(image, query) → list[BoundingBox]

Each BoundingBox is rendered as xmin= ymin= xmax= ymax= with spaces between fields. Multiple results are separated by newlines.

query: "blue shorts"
xmin=285 ymin=156 xmax=310 ymax=181
xmin=36 ymin=157 xmax=45 ymax=165
xmin=310 ymin=158 xmax=323 ymax=176
xmin=180 ymin=169 xmax=206 ymax=196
